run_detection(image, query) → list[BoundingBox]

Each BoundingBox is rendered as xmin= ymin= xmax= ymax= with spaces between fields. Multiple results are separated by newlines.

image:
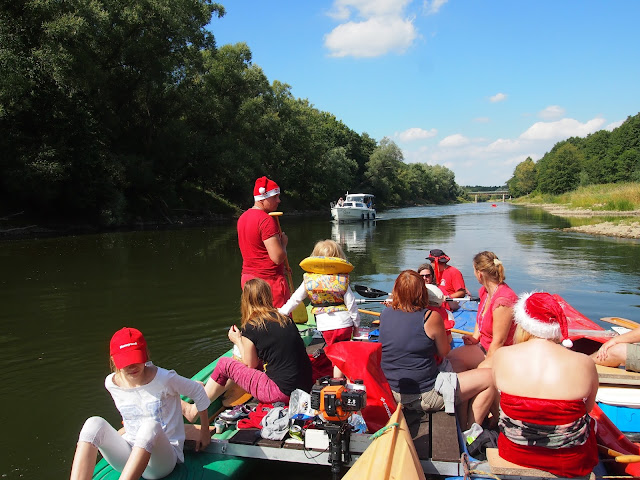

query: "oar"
xmin=601 ymin=317 xmax=640 ymax=330
xmin=269 ymin=212 xmax=307 ymax=324
xmin=354 ymin=284 xmax=388 ymax=298
xmin=598 ymin=444 xmax=640 ymax=463
xmin=358 ymin=309 xmax=381 ymax=317
xmin=355 ymin=299 xmax=386 ymax=304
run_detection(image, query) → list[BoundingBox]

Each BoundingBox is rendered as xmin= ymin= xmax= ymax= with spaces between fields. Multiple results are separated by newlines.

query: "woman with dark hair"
xmin=447 ymin=251 xmax=517 ymax=372
xmin=378 ymin=270 xmax=495 ymax=430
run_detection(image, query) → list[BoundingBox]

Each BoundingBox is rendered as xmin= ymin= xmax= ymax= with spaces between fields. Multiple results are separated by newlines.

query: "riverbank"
xmin=523 ymin=204 xmax=640 ymax=239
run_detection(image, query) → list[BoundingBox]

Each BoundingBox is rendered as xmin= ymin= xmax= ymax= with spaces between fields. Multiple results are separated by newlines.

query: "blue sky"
xmin=208 ymin=0 xmax=640 ymax=186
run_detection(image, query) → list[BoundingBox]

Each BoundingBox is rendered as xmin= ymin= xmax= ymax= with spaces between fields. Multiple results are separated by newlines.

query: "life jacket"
xmin=304 ymin=272 xmax=349 ymax=314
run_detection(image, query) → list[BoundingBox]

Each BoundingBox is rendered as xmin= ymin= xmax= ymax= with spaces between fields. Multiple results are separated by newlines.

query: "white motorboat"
xmin=330 ymin=193 xmax=376 ymax=222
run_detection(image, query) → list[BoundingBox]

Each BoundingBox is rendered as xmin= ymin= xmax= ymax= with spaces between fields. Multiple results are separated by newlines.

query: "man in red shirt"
xmin=237 ymin=176 xmax=290 ymax=307
xmin=427 ymin=249 xmax=467 ymax=310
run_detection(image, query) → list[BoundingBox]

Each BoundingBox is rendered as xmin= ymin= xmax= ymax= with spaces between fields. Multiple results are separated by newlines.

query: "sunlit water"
xmin=1 ymin=203 xmax=638 ymax=478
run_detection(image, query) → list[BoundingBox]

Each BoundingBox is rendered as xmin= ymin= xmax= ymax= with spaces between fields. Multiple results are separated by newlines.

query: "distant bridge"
xmin=466 ymin=190 xmax=511 ymax=203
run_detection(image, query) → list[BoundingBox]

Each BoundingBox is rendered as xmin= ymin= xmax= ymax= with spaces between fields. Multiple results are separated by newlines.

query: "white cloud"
xmin=519 ymin=117 xmax=606 ymax=141
xmin=423 ymin=0 xmax=449 ymax=15
xmin=325 ymin=0 xmax=417 ymax=58
xmin=474 ymin=117 xmax=490 ymax=123
xmin=396 ymin=127 xmax=438 ymax=142
xmin=396 ymin=116 xmax=610 ymax=186
xmin=489 ymin=93 xmax=507 ymax=103
xmin=325 ymin=17 xmax=417 ymax=57
xmin=439 ymin=134 xmax=470 ymax=147
xmin=605 ymin=119 xmax=625 ymax=131
xmin=328 ymin=0 xmax=412 ymax=19
xmin=538 ymin=105 xmax=566 ymax=120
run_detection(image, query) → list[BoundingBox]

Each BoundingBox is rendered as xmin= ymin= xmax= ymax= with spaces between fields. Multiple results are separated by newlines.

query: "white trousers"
xmin=78 ymin=416 xmax=177 ymax=480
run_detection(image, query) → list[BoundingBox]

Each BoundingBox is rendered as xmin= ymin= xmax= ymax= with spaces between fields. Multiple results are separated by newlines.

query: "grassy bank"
xmin=514 ymin=182 xmax=640 ymax=211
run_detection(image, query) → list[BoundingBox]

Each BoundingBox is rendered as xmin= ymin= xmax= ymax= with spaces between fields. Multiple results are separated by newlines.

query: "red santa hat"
xmin=253 ymin=176 xmax=280 ymax=201
xmin=513 ymin=292 xmax=573 ymax=348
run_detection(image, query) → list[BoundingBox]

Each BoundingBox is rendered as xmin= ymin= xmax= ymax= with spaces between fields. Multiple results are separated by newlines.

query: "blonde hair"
xmin=513 ymin=324 xmax=563 ymax=345
xmin=473 ymin=251 xmax=506 ymax=283
xmin=311 ymin=239 xmax=346 ymax=260
xmin=240 ymin=278 xmax=290 ymax=330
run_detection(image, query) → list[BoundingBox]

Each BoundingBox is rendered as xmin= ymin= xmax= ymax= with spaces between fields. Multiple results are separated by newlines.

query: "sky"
xmin=207 ymin=0 xmax=640 ymax=187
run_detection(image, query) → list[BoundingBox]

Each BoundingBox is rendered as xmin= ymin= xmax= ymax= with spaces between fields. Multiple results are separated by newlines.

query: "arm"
xmin=596 ymin=327 xmax=640 ymax=361
xmin=263 ymin=234 xmax=287 ymax=265
xmin=228 ymin=325 xmax=260 ymax=368
xmin=449 ymin=289 xmax=467 ymax=299
xmin=195 ymin=410 xmax=211 ymax=452
xmin=584 ymin=360 xmax=600 ymax=412
xmin=278 ymin=282 xmax=307 ymax=316
xmin=485 ymin=305 xmax=514 ymax=358
xmin=344 ymin=286 xmax=361 ymax=328
xmin=424 ymin=311 xmax=451 ymax=357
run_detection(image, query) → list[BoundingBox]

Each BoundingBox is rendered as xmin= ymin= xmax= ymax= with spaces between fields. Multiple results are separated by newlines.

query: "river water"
xmin=1 ymin=203 xmax=639 ymax=478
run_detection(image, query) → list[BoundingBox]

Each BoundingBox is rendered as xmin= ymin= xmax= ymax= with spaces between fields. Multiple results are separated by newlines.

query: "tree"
xmin=537 ymin=144 xmax=583 ymax=194
xmin=507 ymin=157 xmax=537 ymax=197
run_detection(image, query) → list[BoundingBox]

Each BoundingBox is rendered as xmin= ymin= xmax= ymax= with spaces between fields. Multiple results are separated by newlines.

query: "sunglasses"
xmin=421 ymin=274 xmax=433 ymax=278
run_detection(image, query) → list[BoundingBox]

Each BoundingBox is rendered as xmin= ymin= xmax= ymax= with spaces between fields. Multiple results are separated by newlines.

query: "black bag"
xmin=467 ymin=429 xmax=499 ymax=461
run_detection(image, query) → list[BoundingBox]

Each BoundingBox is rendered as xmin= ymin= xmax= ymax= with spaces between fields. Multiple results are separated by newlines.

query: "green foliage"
xmin=507 ymin=157 xmax=537 ymax=197
xmin=0 ymin=0 xmax=462 ymax=225
xmin=507 ymin=113 xmax=640 ymax=199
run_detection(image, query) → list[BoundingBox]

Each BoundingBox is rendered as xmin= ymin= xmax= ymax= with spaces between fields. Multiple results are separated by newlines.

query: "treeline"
xmin=0 ymin=0 xmax=461 ymax=227
xmin=507 ymin=113 xmax=640 ymax=197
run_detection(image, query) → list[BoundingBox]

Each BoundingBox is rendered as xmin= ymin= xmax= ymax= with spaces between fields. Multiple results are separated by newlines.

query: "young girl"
xmin=184 ymin=279 xmax=312 ymax=421
xmin=70 ymin=327 xmax=211 ymax=480
xmin=279 ymin=239 xmax=360 ymax=345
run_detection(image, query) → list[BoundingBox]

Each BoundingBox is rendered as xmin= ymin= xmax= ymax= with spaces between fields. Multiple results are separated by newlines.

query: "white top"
xmin=279 ymin=283 xmax=360 ymax=332
xmin=105 ymin=364 xmax=210 ymax=462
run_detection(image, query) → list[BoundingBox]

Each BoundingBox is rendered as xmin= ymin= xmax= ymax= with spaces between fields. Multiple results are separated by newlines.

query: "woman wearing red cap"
xmin=237 ymin=176 xmax=290 ymax=307
xmin=491 ymin=292 xmax=599 ymax=477
xmin=70 ymin=328 xmax=211 ymax=480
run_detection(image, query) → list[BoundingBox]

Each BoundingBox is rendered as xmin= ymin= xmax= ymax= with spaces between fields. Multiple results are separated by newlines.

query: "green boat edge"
xmin=92 ymin=308 xmax=317 ymax=479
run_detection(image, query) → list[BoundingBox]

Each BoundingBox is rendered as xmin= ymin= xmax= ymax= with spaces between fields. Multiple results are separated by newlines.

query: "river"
xmin=1 ymin=203 xmax=639 ymax=478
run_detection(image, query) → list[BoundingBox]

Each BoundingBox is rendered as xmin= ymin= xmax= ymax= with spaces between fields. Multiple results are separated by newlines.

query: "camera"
xmin=310 ymin=377 xmax=367 ymax=422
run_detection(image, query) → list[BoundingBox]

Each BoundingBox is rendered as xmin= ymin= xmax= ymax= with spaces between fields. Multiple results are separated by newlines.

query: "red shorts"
xmin=322 ymin=327 xmax=353 ymax=346
xmin=241 ymin=273 xmax=290 ymax=308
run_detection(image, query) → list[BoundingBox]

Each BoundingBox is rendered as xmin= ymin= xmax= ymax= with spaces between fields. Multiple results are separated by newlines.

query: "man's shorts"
xmin=392 ymin=388 xmax=445 ymax=412
xmin=626 ymin=343 xmax=640 ymax=372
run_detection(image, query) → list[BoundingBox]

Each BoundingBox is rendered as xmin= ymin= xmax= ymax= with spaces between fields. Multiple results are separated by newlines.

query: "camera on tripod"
xmin=310 ymin=377 xmax=367 ymax=422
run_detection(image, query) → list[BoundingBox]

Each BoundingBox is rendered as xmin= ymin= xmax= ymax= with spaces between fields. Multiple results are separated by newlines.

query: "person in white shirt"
xmin=70 ymin=327 xmax=211 ymax=480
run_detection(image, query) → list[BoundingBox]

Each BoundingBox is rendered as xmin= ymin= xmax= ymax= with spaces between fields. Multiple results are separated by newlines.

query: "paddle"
xmin=598 ymin=444 xmax=640 ymax=463
xmin=358 ymin=308 xmax=381 ymax=317
xmin=601 ymin=317 xmax=640 ymax=330
xmin=269 ymin=212 xmax=308 ymax=324
xmin=354 ymin=284 xmax=388 ymax=298
xmin=354 ymin=284 xmax=479 ymax=302
xmin=355 ymin=299 xmax=386 ymax=304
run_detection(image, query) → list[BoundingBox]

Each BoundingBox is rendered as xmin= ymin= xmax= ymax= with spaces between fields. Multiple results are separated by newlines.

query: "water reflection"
xmin=331 ymin=220 xmax=376 ymax=253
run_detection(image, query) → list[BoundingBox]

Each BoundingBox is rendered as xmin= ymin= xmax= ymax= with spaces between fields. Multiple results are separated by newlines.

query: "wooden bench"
xmin=408 ymin=409 xmax=460 ymax=462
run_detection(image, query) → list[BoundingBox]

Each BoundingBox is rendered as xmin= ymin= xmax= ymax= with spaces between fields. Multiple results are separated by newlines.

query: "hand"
xmin=353 ymin=327 xmax=360 ymax=338
xmin=596 ymin=338 xmax=618 ymax=361
xmin=196 ymin=427 xmax=211 ymax=452
xmin=280 ymin=231 xmax=288 ymax=247
xmin=462 ymin=335 xmax=479 ymax=346
xmin=383 ymin=296 xmax=393 ymax=307
xmin=228 ymin=325 xmax=242 ymax=344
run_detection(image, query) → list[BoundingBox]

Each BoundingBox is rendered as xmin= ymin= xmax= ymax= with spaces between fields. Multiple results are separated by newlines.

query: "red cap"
xmin=514 ymin=292 xmax=573 ymax=348
xmin=253 ymin=176 xmax=280 ymax=201
xmin=109 ymin=327 xmax=149 ymax=369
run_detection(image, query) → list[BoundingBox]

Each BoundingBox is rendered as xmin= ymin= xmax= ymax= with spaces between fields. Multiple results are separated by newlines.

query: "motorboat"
xmin=331 ymin=193 xmax=376 ymax=222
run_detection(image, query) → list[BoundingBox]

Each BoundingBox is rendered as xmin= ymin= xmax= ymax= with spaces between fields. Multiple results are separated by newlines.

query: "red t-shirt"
xmin=237 ymin=208 xmax=284 ymax=278
xmin=437 ymin=265 xmax=466 ymax=297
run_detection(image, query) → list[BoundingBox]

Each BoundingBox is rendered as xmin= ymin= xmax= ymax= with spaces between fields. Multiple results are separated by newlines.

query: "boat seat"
xmin=486 ymin=448 xmax=595 ymax=479
xmin=409 ymin=409 xmax=459 ymax=462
